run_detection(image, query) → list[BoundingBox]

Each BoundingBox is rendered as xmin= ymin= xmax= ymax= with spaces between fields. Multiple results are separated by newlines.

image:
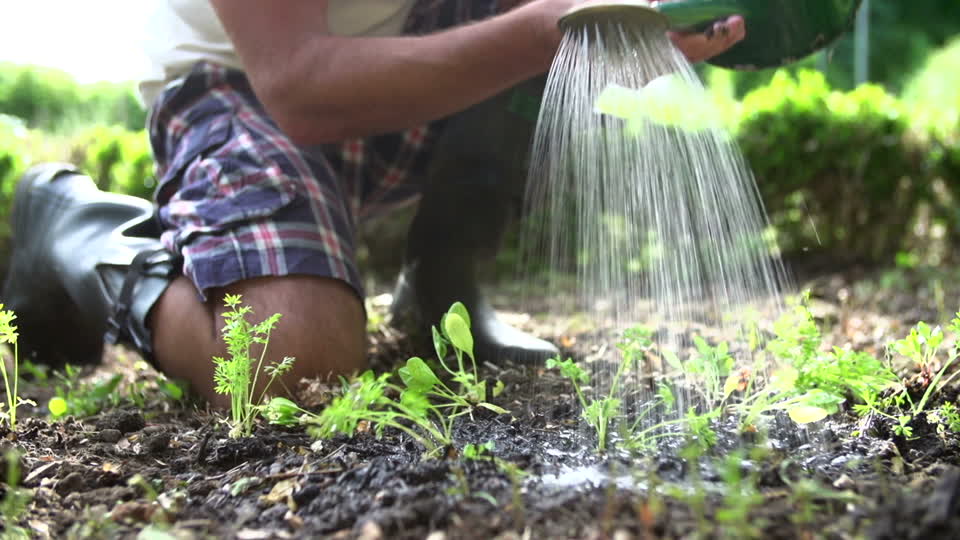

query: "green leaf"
xmin=448 ymin=302 xmax=471 ymax=329
xmin=770 ymin=365 xmax=799 ymax=392
xmin=788 ymin=405 xmax=829 ymax=424
xmin=48 ymin=397 xmax=68 ymax=418
xmin=443 ymin=313 xmax=474 ymax=358
xmin=400 ymin=389 xmax=431 ymax=419
xmin=492 ymin=379 xmax=506 ymax=397
xmin=432 ymin=326 xmax=448 ymax=360
xmin=264 ymin=397 xmax=301 ymax=426
xmin=478 ymin=402 xmax=508 ymax=415
xmin=398 ymin=357 xmax=441 ymax=392
xmin=723 ymin=372 xmax=741 ymax=398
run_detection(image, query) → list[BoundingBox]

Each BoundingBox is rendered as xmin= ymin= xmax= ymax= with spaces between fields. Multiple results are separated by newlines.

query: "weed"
xmin=212 ymin=294 xmax=296 ymax=438
xmin=0 ymin=306 xmax=33 ymax=431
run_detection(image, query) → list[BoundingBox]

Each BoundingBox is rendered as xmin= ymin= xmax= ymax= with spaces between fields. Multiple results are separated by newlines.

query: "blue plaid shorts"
xmin=148 ymin=0 xmax=502 ymax=301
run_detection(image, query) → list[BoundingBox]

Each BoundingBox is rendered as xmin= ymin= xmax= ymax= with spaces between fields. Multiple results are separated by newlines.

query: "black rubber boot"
xmin=391 ymin=78 xmax=558 ymax=364
xmin=1 ymin=163 xmax=178 ymax=367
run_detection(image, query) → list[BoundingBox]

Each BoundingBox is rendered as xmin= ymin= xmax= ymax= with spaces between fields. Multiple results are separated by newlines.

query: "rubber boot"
xmin=1 ymin=163 xmax=178 ymax=367
xmin=391 ymin=78 xmax=558 ymax=364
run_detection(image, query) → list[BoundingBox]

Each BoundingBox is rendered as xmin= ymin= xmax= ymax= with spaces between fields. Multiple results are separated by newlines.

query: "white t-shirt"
xmin=139 ymin=0 xmax=418 ymax=107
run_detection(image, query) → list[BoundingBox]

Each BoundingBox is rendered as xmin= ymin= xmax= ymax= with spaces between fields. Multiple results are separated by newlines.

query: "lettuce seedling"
xmin=212 ymin=294 xmax=296 ymax=438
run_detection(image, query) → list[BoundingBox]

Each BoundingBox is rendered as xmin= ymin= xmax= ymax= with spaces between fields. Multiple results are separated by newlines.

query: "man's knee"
xmin=217 ymin=275 xmax=368 ymax=383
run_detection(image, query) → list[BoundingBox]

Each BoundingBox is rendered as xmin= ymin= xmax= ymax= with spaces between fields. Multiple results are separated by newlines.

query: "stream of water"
xmin=520 ymin=16 xmax=792 ymax=431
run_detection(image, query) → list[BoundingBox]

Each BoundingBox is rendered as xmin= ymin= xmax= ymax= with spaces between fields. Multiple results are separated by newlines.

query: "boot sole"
xmin=1 ymin=165 xmax=105 ymax=367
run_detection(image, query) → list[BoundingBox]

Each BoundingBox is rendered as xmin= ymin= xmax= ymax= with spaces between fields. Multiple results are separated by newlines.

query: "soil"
xmin=2 ymin=264 xmax=960 ymax=540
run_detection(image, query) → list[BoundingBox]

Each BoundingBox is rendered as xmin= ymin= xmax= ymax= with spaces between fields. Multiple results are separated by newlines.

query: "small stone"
xmin=833 ymin=474 xmax=855 ymax=489
xmin=425 ymin=533 xmax=447 ymax=540
xmin=613 ymin=530 xmax=634 ymax=540
xmin=357 ymin=521 xmax=383 ymax=540
xmin=99 ymin=429 xmax=122 ymax=444
xmin=54 ymin=472 xmax=84 ymax=496
xmin=143 ymin=432 xmax=172 ymax=454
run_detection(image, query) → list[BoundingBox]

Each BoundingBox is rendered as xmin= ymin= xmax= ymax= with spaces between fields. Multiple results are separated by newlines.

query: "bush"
xmin=0 ymin=63 xmax=146 ymax=133
xmin=732 ymin=69 xmax=958 ymax=263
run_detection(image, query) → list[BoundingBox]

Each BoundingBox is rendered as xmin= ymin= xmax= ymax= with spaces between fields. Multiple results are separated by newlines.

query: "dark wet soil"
xmin=2 ymin=265 xmax=960 ymax=540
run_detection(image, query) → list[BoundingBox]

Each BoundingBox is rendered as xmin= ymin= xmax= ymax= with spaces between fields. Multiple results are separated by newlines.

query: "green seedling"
xmin=308 ymin=369 xmax=452 ymax=453
xmin=308 ymin=303 xmax=508 ymax=457
xmin=1 ymin=450 xmax=30 ymax=540
xmin=212 ymin=294 xmax=296 ymax=438
xmin=716 ymin=451 xmax=766 ymax=539
xmin=462 ymin=441 xmax=495 ymax=460
xmin=47 ymin=364 xmax=122 ymax=420
xmin=927 ymin=401 xmax=960 ymax=436
xmin=0 ymin=306 xmax=33 ymax=431
xmin=686 ymin=336 xmax=734 ymax=410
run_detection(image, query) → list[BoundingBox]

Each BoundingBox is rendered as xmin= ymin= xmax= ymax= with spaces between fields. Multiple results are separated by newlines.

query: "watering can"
xmin=559 ymin=0 xmax=863 ymax=70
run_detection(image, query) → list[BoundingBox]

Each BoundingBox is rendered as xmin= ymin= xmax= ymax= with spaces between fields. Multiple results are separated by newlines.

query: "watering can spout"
xmin=559 ymin=0 xmax=864 ymax=70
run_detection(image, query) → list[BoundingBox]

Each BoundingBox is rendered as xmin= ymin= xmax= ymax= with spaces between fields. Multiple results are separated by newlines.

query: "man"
xmin=2 ymin=0 xmax=744 ymax=406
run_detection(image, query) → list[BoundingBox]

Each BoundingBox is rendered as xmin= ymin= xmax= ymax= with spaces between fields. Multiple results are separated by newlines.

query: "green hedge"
xmin=0 ymin=68 xmax=958 ymax=274
xmin=731 ymin=69 xmax=958 ymax=263
xmin=0 ymin=63 xmax=146 ymax=133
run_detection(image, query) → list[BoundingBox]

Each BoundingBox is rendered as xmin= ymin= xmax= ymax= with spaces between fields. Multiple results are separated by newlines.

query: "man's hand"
xmin=669 ymin=15 xmax=746 ymax=63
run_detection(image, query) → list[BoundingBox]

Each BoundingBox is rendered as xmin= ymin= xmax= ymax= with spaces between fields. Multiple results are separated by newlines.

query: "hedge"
xmin=733 ymin=69 xmax=958 ymax=263
xmin=0 ymin=69 xmax=957 ymax=274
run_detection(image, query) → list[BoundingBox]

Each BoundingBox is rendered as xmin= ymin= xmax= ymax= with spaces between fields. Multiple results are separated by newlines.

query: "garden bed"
xmin=2 ymin=264 xmax=960 ymax=540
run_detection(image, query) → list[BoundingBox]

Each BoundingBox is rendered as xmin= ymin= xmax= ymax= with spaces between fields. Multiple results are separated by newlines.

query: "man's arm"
xmin=210 ymin=0 xmax=573 ymax=145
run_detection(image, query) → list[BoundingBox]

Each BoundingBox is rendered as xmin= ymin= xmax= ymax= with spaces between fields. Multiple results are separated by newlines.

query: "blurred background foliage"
xmin=0 ymin=0 xmax=958 ymax=280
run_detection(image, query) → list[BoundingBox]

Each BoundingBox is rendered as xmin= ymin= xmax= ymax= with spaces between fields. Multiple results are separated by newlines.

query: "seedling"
xmin=307 ymin=303 xmax=508 ymax=457
xmin=0 ymin=306 xmax=33 ymax=431
xmin=212 ymin=294 xmax=296 ymax=438
xmin=1 ymin=450 xmax=30 ymax=540
xmin=47 ymin=364 xmax=122 ymax=420
xmin=462 ymin=441 xmax=495 ymax=460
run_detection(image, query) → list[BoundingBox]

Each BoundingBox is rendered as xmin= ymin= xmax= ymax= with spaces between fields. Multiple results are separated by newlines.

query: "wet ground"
xmin=1 ymin=264 xmax=959 ymax=540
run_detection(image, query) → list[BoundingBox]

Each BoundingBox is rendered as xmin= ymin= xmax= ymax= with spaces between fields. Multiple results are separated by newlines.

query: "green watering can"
xmin=559 ymin=0 xmax=863 ymax=70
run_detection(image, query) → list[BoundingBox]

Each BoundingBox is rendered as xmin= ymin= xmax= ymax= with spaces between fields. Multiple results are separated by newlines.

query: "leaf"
xmin=448 ymin=301 xmax=471 ymax=329
xmin=398 ymin=357 xmax=440 ymax=392
xmin=492 ymin=379 xmax=506 ymax=397
xmin=400 ymin=390 xmax=431 ymax=419
xmin=478 ymin=402 xmax=508 ymax=415
xmin=47 ymin=397 xmax=68 ymax=418
xmin=662 ymin=349 xmax=684 ymax=372
xmin=264 ymin=397 xmax=301 ymax=426
xmin=443 ymin=313 xmax=474 ymax=358
xmin=723 ymin=373 xmax=741 ymax=398
xmin=788 ymin=405 xmax=829 ymax=424
xmin=770 ymin=365 xmax=799 ymax=392
xmin=432 ymin=326 xmax=448 ymax=360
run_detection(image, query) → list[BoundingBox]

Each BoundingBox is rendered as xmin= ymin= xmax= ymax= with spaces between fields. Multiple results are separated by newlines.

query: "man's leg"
xmin=145 ymin=63 xmax=373 ymax=403
xmin=391 ymin=77 xmax=559 ymax=364
xmin=150 ymin=275 xmax=365 ymax=406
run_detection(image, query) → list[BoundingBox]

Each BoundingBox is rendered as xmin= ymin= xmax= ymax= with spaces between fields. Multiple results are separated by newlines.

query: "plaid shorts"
xmin=148 ymin=0 xmax=501 ymax=301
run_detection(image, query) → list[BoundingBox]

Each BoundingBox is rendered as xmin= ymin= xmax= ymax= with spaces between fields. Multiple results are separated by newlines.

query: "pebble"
xmin=357 ymin=521 xmax=384 ymax=540
xmin=143 ymin=432 xmax=172 ymax=454
xmin=54 ymin=471 xmax=84 ymax=496
xmin=99 ymin=429 xmax=122 ymax=444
